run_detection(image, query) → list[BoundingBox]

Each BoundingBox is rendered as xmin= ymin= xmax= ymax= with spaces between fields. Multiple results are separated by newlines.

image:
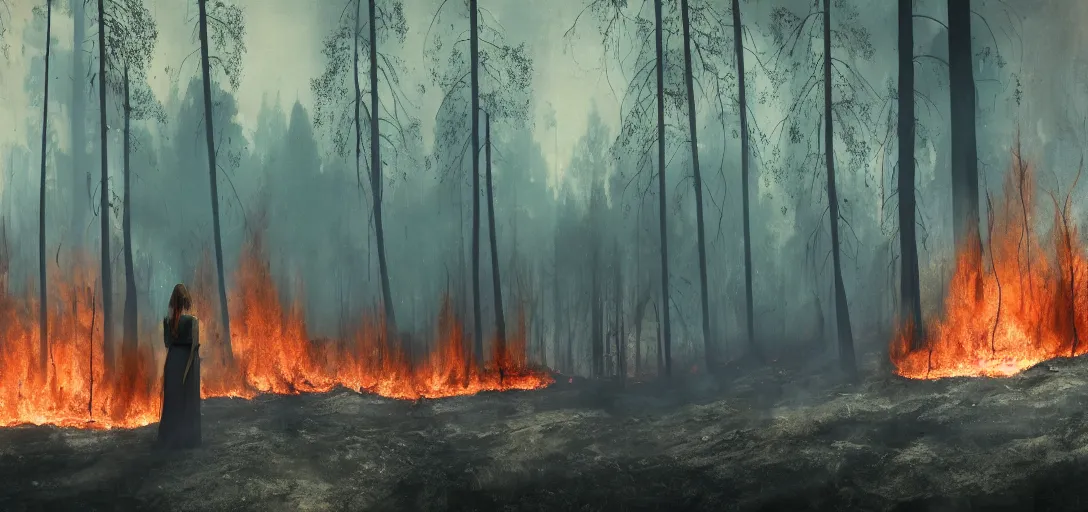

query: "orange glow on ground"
xmin=891 ymin=150 xmax=1088 ymax=379
xmin=0 ymin=232 xmax=552 ymax=429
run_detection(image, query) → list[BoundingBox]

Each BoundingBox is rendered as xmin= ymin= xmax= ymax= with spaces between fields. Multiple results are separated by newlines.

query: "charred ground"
xmin=3 ymin=349 xmax=1088 ymax=512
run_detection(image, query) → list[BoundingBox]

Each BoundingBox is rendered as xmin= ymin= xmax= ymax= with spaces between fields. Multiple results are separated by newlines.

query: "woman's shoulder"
xmin=182 ymin=314 xmax=200 ymax=325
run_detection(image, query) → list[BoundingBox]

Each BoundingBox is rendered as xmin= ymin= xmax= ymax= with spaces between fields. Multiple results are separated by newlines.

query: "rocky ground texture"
xmin=4 ymin=351 xmax=1088 ymax=511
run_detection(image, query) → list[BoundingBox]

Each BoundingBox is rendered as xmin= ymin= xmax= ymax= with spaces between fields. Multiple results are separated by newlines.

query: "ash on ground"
xmin=3 ymin=351 xmax=1088 ymax=512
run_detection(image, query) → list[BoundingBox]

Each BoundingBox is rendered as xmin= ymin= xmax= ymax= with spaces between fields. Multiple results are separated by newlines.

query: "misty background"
xmin=0 ymin=0 xmax=1080 ymax=376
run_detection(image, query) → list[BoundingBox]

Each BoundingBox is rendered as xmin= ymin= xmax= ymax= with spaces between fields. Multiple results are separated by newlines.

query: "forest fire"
xmin=0 ymin=234 xmax=552 ymax=430
xmin=891 ymin=152 xmax=1088 ymax=379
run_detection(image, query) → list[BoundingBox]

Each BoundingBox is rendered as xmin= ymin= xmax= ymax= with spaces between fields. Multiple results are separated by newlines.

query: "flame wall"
xmin=0 ymin=234 xmax=552 ymax=429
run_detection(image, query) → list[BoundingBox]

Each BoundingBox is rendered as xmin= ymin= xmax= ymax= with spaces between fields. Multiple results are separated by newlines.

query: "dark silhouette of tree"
xmin=563 ymin=105 xmax=611 ymax=376
xmin=590 ymin=185 xmax=603 ymax=377
xmin=884 ymin=2 xmax=1016 ymax=351
xmin=68 ymin=0 xmax=89 ymax=245
xmin=679 ymin=0 xmax=712 ymax=370
xmin=730 ymin=0 xmax=758 ymax=359
xmin=367 ymin=0 xmax=394 ymax=333
xmin=159 ymin=77 xmax=245 ymax=274
xmin=94 ymin=0 xmax=114 ymax=368
xmin=821 ymin=0 xmax=856 ymax=379
xmin=641 ymin=0 xmax=767 ymax=365
xmin=0 ymin=0 xmax=9 ymax=58
xmin=612 ymin=238 xmax=626 ymax=381
xmin=898 ymin=0 xmax=922 ymax=347
xmin=427 ymin=0 xmax=533 ymax=364
xmin=37 ymin=0 xmax=54 ymax=375
xmin=469 ymin=0 xmax=483 ymax=365
xmin=769 ymin=0 xmax=877 ymax=380
xmin=265 ymin=101 xmax=338 ymax=332
xmin=566 ymin=0 xmax=681 ymax=377
xmin=651 ymin=0 xmax=671 ymax=377
xmin=819 ymin=0 xmax=857 ymax=380
xmin=483 ymin=112 xmax=507 ymax=373
xmin=88 ymin=0 xmax=162 ymax=364
xmin=947 ymin=0 xmax=980 ymax=260
xmin=103 ymin=0 xmax=162 ymax=359
xmin=312 ymin=0 xmax=415 ymax=334
xmin=195 ymin=0 xmax=245 ymax=360
xmin=121 ymin=67 xmax=136 ymax=359
xmin=489 ymin=122 xmax=550 ymax=366
xmin=22 ymin=6 xmax=69 ymax=375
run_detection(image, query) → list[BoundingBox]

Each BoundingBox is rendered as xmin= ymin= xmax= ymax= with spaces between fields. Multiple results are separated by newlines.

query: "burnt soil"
xmin=4 ymin=351 xmax=1088 ymax=512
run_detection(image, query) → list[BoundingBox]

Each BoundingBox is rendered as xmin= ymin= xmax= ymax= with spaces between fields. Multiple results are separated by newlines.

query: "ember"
xmin=0 ymin=234 xmax=552 ymax=430
xmin=891 ymin=149 xmax=1088 ymax=379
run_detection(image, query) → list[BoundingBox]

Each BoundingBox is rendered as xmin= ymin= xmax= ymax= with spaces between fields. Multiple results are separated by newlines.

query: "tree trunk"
xmin=732 ymin=0 xmax=757 ymax=358
xmin=654 ymin=300 xmax=663 ymax=375
xmin=680 ymin=0 xmax=713 ymax=372
xmin=898 ymin=0 xmax=923 ymax=346
xmin=484 ymin=113 xmax=506 ymax=366
xmin=122 ymin=63 xmax=138 ymax=359
xmin=39 ymin=0 xmax=53 ymax=376
xmin=619 ymin=300 xmax=626 ymax=383
xmin=823 ymin=0 xmax=857 ymax=380
xmin=353 ymin=0 xmax=363 ymax=308
xmin=591 ymin=247 xmax=602 ymax=378
xmin=653 ymin=0 xmax=672 ymax=377
xmin=535 ymin=267 xmax=545 ymax=365
xmin=458 ymin=190 xmax=472 ymax=385
xmin=565 ymin=294 xmax=574 ymax=374
xmin=553 ymin=228 xmax=562 ymax=371
xmin=612 ymin=243 xmax=623 ymax=381
xmin=197 ymin=0 xmax=233 ymax=360
xmin=634 ymin=211 xmax=643 ymax=377
xmin=457 ymin=172 xmax=468 ymax=350
xmin=538 ymin=268 xmax=547 ymax=366
xmin=947 ymin=0 xmax=980 ymax=259
xmin=368 ymin=0 xmax=396 ymax=332
xmin=633 ymin=293 xmax=647 ymax=377
xmin=0 ymin=220 xmax=8 ymax=295
xmin=96 ymin=0 xmax=114 ymax=370
xmin=469 ymin=0 xmax=483 ymax=365
xmin=69 ymin=0 xmax=87 ymax=246
xmin=603 ymin=291 xmax=611 ymax=377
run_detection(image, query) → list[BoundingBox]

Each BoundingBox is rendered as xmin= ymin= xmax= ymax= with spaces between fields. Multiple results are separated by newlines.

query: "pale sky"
xmin=3 ymin=0 xmax=1069 ymax=217
xmin=1 ymin=0 xmax=625 ymax=187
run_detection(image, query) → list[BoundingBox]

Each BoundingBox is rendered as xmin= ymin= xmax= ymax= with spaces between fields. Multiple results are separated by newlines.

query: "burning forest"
xmin=0 ymin=228 xmax=551 ymax=429
xmin=6 ymin=0 xmax=1088 ymax=509
xmin=891 ymin=149 xmax=1088 ymax=380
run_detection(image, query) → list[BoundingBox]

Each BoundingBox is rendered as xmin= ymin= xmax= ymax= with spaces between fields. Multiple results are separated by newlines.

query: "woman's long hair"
xmin=167 ymin=283 xmax=193 ymax=336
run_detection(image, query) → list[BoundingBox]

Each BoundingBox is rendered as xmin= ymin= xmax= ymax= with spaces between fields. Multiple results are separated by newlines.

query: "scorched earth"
xmin=3 ymin=349 xmax=1088 ymax=512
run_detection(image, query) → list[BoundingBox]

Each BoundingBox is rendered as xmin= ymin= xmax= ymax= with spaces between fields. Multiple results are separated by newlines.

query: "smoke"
xmin=0 ymin=0 xmax=1081 ymax=376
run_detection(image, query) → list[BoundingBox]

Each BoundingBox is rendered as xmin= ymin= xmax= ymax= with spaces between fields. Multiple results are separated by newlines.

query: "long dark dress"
xmin=157 ymin=314 xmax=202 ymax=449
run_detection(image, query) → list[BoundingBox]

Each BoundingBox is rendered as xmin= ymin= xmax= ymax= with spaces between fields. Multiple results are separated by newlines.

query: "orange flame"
xmin=0 ymin=232 xmax=552 ymax=429
xmin=891 ymin=151 xmax=1088 ymax=379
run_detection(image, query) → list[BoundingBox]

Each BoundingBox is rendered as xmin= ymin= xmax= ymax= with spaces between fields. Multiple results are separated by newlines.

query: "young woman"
xmin=157 ymin=283 xmax=201 ymax=449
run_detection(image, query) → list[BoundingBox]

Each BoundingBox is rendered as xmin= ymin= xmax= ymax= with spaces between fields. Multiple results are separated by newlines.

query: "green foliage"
xmin=253 ymin=93 xmax=288 ymax=161
xmin=426 ymin=0 xmax=534 ymax=169
xmin=567 ymin=0 xmax=743 ymax=213
xmin=201 ymin=0 xmax=246 ymax=91
xmin=766 ymin=0 xmax=881 ymax=208
xmin=166 ymin=78 xmax=248 ymax=227
xmin=311 ymin=22 xmax=355 ymax=158
xmin=0 ymin=0 xmax=9 ymax=58
xmin=103 ymin=0 xmax=157 ymax=76
xmin=569 ymin=104 xmax=612 ymax=201
xmin=310 ymin=0 xmax=419 ymax=175
xmin=95 ymin=0 xmax=165 ymax=123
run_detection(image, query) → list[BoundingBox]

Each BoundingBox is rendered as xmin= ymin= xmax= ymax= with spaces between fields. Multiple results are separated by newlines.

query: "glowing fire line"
xmin=891 ymin=151 xmax=1088 ymax=379
xmin=0 ymin=236 xmax=552 ymax=430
